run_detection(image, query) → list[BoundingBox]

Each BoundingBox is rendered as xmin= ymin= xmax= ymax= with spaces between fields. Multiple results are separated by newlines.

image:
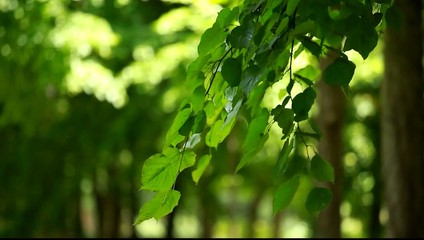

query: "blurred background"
xmin=0 ymin=0 xmax=385 ymax=237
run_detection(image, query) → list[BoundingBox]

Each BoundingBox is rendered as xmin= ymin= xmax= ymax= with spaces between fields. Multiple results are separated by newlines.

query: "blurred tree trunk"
xmin=95 ymin=166 xmax=122 ymax=238
xmin=313 ymin=51 xmax=345 ymax=238
xmin=382 ymin=0 xmax=424 ymax=237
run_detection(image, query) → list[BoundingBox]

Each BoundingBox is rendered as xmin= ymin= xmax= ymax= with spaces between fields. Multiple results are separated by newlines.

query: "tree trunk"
xmin=382 ymin=0 xmax=424 ymax=237
xmin=314 ymin=51 xmax=345 ymax=238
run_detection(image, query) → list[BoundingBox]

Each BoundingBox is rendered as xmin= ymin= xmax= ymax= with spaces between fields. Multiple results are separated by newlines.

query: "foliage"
xmin=137 ymin=0 xmax=393 ymax=224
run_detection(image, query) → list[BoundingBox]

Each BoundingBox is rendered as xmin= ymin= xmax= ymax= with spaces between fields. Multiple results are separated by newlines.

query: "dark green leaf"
xmin=322 ymin=57 xmax=355 ymax=87
xmin=294 ymin=73 xmax=313 ymax=86
xmin=287 ymin=0 xmax=301 ymax=16
xmin=275 ymin=138 xmax=294 ymax=176
xmin=192 ymin=110 xmax=207 ymax=134
xmin=282 ymin=155 xmax=307 ymax=181
xmin=240 ymin=64 xmax=263 ymax=96
xmin=271 ymin=105 xmax=294 ymax=137
xmin=342 ymin=15 xmax=378 ymax=59
xmin=372 ymin=13 xmax=383 ymax=27
xmin=178 ymin=115 xmax=195 ymax=137
xmin=273 ymin=175 xmax=300 ymax=214
xmin=310 ymin=155 xmax=334 ymax=182
xmin=222 ymin=57 xmax=242 ymax=87
xmin=298 ymin=36 xmax=321 ymax=58
xmin=165 ymin=108 xmax=192 ymax=146
xmin=228 ymin=21 xmax=254 ymax=48
xmin=305 ymin=187 xmax=333 ymax=215
xmin=292 ymin=87 xmax=316 ymax=122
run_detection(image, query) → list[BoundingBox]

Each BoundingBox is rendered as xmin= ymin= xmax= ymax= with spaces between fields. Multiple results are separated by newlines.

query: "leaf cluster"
xmin=136 ymin=0 xmax=392 ymax=224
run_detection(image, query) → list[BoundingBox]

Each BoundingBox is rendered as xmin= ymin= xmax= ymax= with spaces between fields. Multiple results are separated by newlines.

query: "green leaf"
xmin=184 ymin=133 xmax=201 ymax=149
xmin=228 ymin=21 xmax=254 ymax=49
xmin=134 ymin=190 xmax=180 ymax=224
xmin=287 ymin=0 xmax=301 ymax=16
xmin=240 ymin=64 xmax=263 ymax=96
xmin=298 ymin=36 xmax=321 ymax=58
xmin=192 ymin=154 xmax=212 ymax=185
xmin=222 ymin=57 xmax=242 ymax=87
xmin=198 ymin=25 xmax=227 ymax=56
xmin=344 ymin=29 xmax=378 ymax=60
xmin=295 ymin=65 xmax=320 ymax=83
xmin=292 ymin=87 xmax=316 ymax=122
xmin=310 ymin=155 xmax=334 ymax=183
xmin=165 ymin=108 xmax=192 ymax=147
xmin=191 ymin=86 xmax=205 ymax=113
xmin=178 ymin=115 xmax=195 ymax=137
xmin=273 ymin=175 xmax=300 ymax=214
xmin=236 ymin=108 xmax=269 ymax=172
xmin=289 ymin=20 xmax=315 ymax=38
xmin=192 ymin=110 xmax=207 ymax=134
xmin=186 ymin=54 xmax=210 ymax=92
xmin=305 ymin=187 xmax=333 ymax=215
xmin=322 ymin=57 xmax=356 ymax=87
xmin=216 ymin=6 xmax=240 ymax=28
xmin=141 ymin=148 xmax=196 ymax=191
xmin=275 ymin=138 xmax=294 ymax=176
xmin=205 ymin=119 xmax=224 ymax=148
xmin=282 ymin=155 xmax=307 ymax=181
xmin=271 ymin=105 xmax=294 ymax=137
xmin=342 ymin=16 xmax=378 ymax=59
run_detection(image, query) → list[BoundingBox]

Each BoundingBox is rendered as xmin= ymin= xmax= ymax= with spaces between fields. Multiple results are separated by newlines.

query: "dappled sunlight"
xmin=66 ymin=59 xmax=127 ymax=108
xmin=136 ymin=218 xmax=167 ymax=238
xmin=50 ymin=12 xmax=119 ymax=58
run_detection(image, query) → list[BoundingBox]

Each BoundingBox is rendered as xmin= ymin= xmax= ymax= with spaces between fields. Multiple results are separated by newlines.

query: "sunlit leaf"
xmin=141 ymin=148 xmax=195 ymax=191
xmin=191 ymin=86 xmax=205 ymax=113
xmin=305 ymin=187 xmax=333 ymax=215
xmin=198 ymin=25 xmax=227 ymax=56
xmin=273 ymin=175 xmax=300 ymax=214
xmin=216 ymin=6 xmax=240 ymax=28
xmin=186 ymin=54 xmax=210 ymax=92
xmin=310 ymin=154 xmax=334 ymax=182
xmin=192 ymin=154 xmax=212 ymax=185
xmin=205 ymin=119 xmax=224 ymax=148
xmin=135 ymin=190 xmax=180 ymax=224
